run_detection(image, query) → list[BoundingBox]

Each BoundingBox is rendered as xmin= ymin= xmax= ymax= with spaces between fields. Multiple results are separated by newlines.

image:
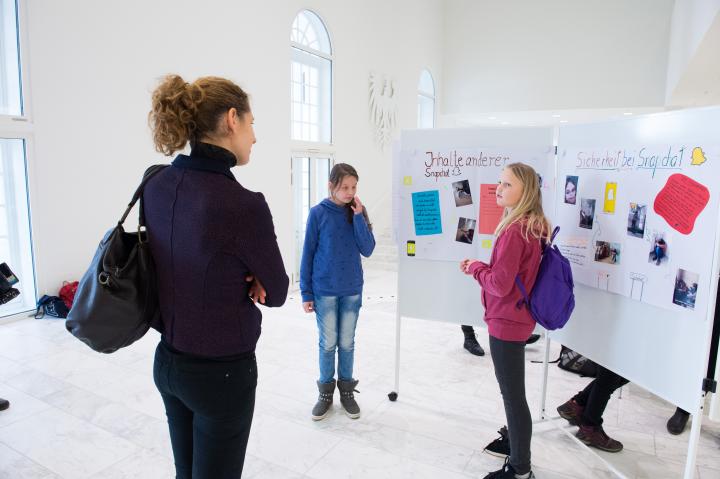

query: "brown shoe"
xmin=576 ymin=425 xmax=623 ymax=452
xmin=557 ymin=399 xmax=583 ymax=426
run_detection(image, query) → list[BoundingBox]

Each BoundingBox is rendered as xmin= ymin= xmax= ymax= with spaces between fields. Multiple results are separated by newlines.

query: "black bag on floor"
xmin=66 ymin=165 xmax=167 ymax=353
xmin=558 ymin=345 xmax=598 ymax=377
xmin=35 ymin=295 xmax=69 ymax=319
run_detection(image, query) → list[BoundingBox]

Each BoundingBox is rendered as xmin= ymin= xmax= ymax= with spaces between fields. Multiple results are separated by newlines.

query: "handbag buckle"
xmin=98 ymin=271 xmax=111 ymax=286
xmin=137 ymin=226 xmax=147 ymax=244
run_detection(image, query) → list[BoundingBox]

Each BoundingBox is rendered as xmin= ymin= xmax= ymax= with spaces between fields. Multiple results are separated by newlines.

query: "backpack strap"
xmin=516 ymin=226 xmax=560 ymax=309
xmin=550 ymin=226 xmax=560 ymax=244
xmin=117 ymin=165 xmax=168 ymax=226
xmin=515 ymin=275 xmax=531 ymax=310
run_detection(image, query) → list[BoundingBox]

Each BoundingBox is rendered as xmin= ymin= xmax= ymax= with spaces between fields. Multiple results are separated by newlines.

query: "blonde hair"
xmin=494 ymin=162 xmax=552 ymax=241
xmin=148 ymin=75 xmax=250 ymax=156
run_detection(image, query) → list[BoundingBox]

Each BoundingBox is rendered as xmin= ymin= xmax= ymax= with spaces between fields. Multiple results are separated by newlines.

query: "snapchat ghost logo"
xmin=691 ymin=147 xmax=707 ymax=166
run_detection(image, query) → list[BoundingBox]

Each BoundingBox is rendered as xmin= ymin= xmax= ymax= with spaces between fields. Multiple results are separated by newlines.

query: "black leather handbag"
xmin=66 ymin=165 xmax=167 ymax=353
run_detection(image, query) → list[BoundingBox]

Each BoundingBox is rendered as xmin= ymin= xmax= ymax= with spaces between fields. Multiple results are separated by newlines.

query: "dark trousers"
xmin=153 ymin=341 xmax=257 ymax=479
xmin=573 ymin=365 xmax=628 ymax=427
xmin=489 ymin=336 xmax=532 ymax=475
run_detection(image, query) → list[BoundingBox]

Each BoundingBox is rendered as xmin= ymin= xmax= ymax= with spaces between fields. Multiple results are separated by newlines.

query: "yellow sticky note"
xmin=403 ymin=176 xmax=413 ymax=186
xmin=482 ymin=240 xmax=493 ymax=249
xmin=603 ymin=182 xmax=617 ymax=213
xmin=691 ymin=147 xmax=707 ymax=166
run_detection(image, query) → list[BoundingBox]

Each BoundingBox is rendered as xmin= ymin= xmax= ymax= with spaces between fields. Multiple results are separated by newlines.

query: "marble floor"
xmin=0 ymin=268 xmax=718 ymax=478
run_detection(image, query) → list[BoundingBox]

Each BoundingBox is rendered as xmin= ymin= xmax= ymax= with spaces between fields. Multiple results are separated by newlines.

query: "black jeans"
xmin=153 ymin=341 xmax=257 ymax=479
xmin=573 ymin=365 xmax=628 ymax=427
xmin=489 ymin=336 xmax=532 ymax=475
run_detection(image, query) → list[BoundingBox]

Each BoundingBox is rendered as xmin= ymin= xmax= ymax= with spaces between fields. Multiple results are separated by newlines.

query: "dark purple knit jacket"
xmin=143 ymin=143 xmax=288 ymax=357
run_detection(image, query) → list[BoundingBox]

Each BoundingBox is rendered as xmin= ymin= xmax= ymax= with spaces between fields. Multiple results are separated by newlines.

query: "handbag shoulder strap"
xmin=117 ymin=165 xmax=168 ymax=226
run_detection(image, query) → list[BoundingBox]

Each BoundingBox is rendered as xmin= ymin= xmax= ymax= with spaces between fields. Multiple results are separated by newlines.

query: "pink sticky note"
xmin=479 ymin=184 xmax=505 ymax=234
xmin=654 ymin=174 xmax=709 ymax=235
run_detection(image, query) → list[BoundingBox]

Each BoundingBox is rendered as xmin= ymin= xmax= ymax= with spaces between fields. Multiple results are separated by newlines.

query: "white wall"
xmin=23 ymin=0 xmax=444 ymax=293
xmin=665 ymin=0 xmax=720 ymax=103
xmin=441 ymin=0 xmax=674 ymax=116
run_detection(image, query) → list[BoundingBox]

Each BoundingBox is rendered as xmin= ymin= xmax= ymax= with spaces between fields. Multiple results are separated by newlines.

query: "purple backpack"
xmin=515 ymin=226 xmax=575 ymax=330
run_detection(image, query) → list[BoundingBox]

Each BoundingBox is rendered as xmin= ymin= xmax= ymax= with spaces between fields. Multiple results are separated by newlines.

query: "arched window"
xmin=417 ymin=69 xmax=435 ymax=128
xmin=290 ymin=10 xmax=332 ymax=143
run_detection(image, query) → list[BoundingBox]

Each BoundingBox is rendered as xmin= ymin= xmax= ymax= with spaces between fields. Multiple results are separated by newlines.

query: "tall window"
xmin=291 ymin=155 xmax=331 ymax=280
xmin=1 ymin=0 xmax=23 ymax=115
xmin=290 ymin=10 xmax=334 ymax=283
xmin=417 ymin=69 xmax=435 ymax=128
xmin=1 ymin=0 xmax=36 ymax=317
xmin=291 ymin=10 xmax=332 ymax=143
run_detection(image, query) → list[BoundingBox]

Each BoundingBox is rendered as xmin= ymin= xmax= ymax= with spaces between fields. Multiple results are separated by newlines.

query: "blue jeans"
xmin=314 ymin=294 xmax=362 ymax=383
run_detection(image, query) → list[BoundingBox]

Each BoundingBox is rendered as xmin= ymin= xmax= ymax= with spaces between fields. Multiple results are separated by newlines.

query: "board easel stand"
xmin=387 ymin=288 xmax=718 ymax=479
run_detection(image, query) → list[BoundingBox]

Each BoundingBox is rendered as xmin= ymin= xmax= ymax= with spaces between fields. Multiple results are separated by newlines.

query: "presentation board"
xmin=395 ymin=127 xmax=555 ymax=325
xmin=554 ymin=136 xmax=719 ymax=314
xmin=550 ymin=108 xmax=720 ymax=413
xmin=394 ymin=108 xmax=720 ymax=413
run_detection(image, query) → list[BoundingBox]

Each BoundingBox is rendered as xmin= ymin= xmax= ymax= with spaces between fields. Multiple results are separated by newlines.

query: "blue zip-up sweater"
xmin=300 ymin=199 xmax=376 ymax=302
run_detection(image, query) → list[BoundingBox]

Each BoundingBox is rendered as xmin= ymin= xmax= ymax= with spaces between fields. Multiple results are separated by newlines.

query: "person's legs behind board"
xmin=667 ymin=407 xmax=690 ymax=435
xmin=462 ymin=324 xmax=485 ymax=356
xmin=571 ymin=366 xmax=628 ymax=452
xmin=337 ymin=294 xmax=362 ymax=418
xmin=313 ymin=295 xmax=340 ymax=420
xmin=486 ymin=336 xmax=533 ymax=478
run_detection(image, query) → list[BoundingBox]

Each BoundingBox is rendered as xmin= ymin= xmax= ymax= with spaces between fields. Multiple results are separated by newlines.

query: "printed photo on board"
xmin=648 ymin=234 xmax=668 ymax=266
xmin=564 ymin=176 xmax=578 ymax=204
xmin=594 ymin=241 xmax=621 ymax=265
xmin=673 ymin=269 xmax=699 ymax=310
xmin=627 ymin=203 xmax=647 ymax=238
xmin=452 ymin=179 xmax=473 ymax=207
xmin=455 ymin=217 xmax=476 ymax=244
xmin=579 ymin=198 xmax=595 ymax=229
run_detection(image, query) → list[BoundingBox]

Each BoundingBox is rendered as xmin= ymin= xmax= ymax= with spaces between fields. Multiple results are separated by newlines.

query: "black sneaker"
xmin=464 ymin=336 xmax=485 ymax=356
xmin=525 ymin=334 xmax=541 ymax=345
xmin=483 ymin=426 xmax=510 ymax=457
xmin=483 ymin=457 xmax=535 ymax=479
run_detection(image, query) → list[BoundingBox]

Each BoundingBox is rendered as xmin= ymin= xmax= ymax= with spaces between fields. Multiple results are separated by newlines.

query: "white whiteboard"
xmin=550 ymin=107 xmax=720 ymax=413
xmin=395 ymin=127 xmax=555 ymax=325
xmin=394 ymin=110 xmax=720 ymax=413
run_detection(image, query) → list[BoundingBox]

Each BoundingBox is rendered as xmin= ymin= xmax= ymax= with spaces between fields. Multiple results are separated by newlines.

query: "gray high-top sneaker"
xmin=337 ymin=379 xmax=360 ymax=419
xmin=312 ymin=380 xmax=335 ymax=421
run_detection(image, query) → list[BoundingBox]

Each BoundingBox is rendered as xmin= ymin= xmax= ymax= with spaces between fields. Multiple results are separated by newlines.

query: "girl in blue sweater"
xmin=301 ymin=163 xmax=375 ymax=420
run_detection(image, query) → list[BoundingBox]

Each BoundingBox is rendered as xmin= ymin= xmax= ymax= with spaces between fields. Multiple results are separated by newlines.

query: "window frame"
xmin=290 ymin=9 xmax=334 ymax=147
xmin=0 ymin=0 xmax=38 ymax=318
xmin=0 ymin=0 xmax=32 ymax=127
xmin=290 ymin=153 xmax=333 ymax=284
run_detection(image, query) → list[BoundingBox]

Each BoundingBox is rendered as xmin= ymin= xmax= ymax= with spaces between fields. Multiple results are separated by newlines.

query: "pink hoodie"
xmin=468 ymin=221 xmax=543 ymax=342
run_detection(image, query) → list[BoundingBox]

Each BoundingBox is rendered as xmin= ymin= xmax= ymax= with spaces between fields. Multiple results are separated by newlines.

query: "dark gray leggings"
xmin=489 ymin=336 xmax=531 ymax=475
